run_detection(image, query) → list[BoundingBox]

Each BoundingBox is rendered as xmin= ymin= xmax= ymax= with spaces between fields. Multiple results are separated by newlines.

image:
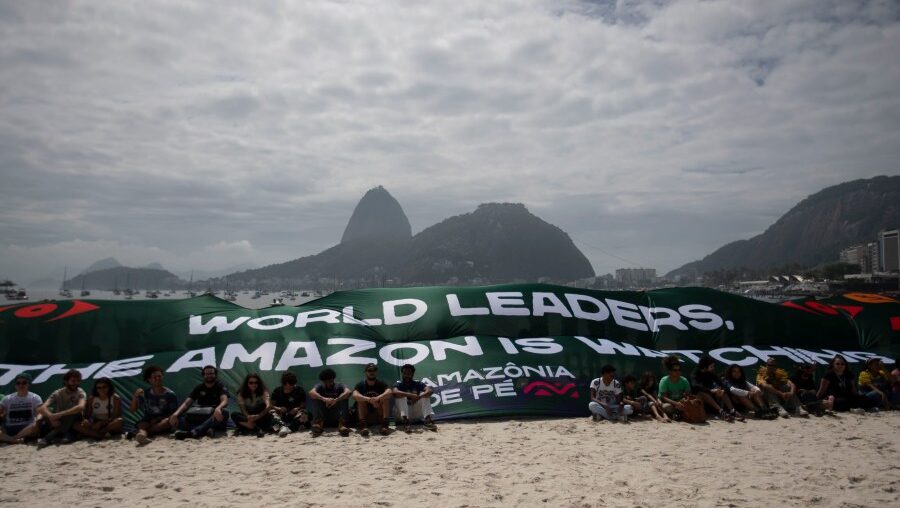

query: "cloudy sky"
xmin=1 ymin=0 xmax=899 ymax=284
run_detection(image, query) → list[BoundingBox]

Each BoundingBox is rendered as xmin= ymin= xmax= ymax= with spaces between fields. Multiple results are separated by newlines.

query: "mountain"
xmin=68 ymin=266 xmax=183 ymax=290
xmin=668 ymin=175 xmax=900 ymax=278
xmin=81 ymin=257 xmax=122 ymax=275
xmin=145 ymin=262 xmax=165 ymax=270
xmin=219 ymin=189 xmax=594 ymax=286
xmin=173 ymin=263 xmax=259 ymax=281
xmin=400 ymin=203 xmax=595 ymax=283
xmin=340 ymin=185 xmax=412 ymax=243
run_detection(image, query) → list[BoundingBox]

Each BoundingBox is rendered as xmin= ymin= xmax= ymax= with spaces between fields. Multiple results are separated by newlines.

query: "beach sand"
xmin=1 ymin=412 xmax=898 ymax=507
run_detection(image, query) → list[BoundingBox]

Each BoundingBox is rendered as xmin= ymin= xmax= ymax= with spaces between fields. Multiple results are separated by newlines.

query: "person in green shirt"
xmin=658 ymin=356 xmax=691 ymax=416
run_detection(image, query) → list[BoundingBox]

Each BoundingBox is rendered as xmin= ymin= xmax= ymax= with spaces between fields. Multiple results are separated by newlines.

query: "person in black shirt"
xmin=271 ymin=371 xmax=307 ymax=437
xmin=789 ymin=363 xmax=832 ymax=414
xmin=392 ymin=364 xmax=436 ymax=432
xmin=817 ymin=354 xmax=876 ymax=413
xmin=308 ymin=368 xmax=351 ymax=437
xmin=169 ymin=365 xmax=230 ymax=439
xmin=352 ymin=363 xmax=392 ymax=436
xmin=691 ymin=356 xmax=737 ymax=421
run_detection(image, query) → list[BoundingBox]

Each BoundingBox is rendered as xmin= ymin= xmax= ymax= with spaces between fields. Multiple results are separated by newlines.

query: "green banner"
xmin=1 ymin=285 xmax=898 ymax=420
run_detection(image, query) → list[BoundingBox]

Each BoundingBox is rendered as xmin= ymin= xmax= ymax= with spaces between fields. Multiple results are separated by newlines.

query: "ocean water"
xmin=9 ymin=289 xmax=322 ymax=310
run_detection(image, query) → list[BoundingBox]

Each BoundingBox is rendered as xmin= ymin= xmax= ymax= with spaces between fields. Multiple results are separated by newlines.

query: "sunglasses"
xmin=671 ymin=367 xmax=681 ymax=372
xmin=15 ymin=381 xmax=28 ymax=386
xmin=248 ymin=381 xmax=259 ymax=385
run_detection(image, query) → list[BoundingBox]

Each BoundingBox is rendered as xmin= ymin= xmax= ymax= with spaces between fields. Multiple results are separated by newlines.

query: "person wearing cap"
xmin=858 ymin=358 xmax=893 ymax=410
xmin=0 ymin=374 xmax=42 ymax=444
xmin=36 ymin=368 xmax=87 ymax=446
xmin=352 ymin=363 xmax=392 ymax=436
xmin=392 ymin=364 xmax=436 ymax=432
xmin=308 ymin=368 xmax=352 ymax=437
xmin=756 ymin=358 xmax=807 ymax=418
xmin=589 ymin=364 xmax=633 ymax=422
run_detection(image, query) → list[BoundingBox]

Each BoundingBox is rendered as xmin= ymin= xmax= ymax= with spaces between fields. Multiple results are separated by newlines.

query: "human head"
xmin=281 ymin=371 xmax=298 ymax=387
xmin=865 ymin=358 xmax=880 ymax=372
xmin=622 ymin=374 xmax=636 ymax=388
xmin=600 ymin=364 xmax=616 ymax=381
xmin=63 ymin=369 xmax=82 ymax=389
xmin=640 ymin=371 xmax=656 ymax=389
xmin=697 ymin=355 xmax=716 ymax=372
xmin=240 ymin=373 xmax=266 ymax=398
xmin=798 ymin=362 xmax=815 ymax=376
xmin=92 ymin=377 xmax=116 ymax=398
xmin=319 ymin=368 xmax=337 ymax=387
xmin=663 ymin=355 xmax=682 ymax=377
xmin=13 ymin=373 xmax=31 ymax=394
xmin=364 ymin=362 xmax=378 ymax=380
xmin=726 ymin=364 xmax=745 ymax=381
xmin=143 ymin=365 xmax=164 ymax=387
xmin=828 ymin=354 xmax=848 ymax=373
xmin=401 ymin=363 xmax=415 ymax=380
xmin=201 ymin=365 xmax=218 ymax=384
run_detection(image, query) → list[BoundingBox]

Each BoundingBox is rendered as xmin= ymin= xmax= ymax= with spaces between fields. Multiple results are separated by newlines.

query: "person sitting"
xmin=232 ymin=373 xmax=274 ymax=437
xmin=638 ymin=371 xmax=670 ymax=422
xmin=270 ymin=371 xmax=307 ymax=437
xmin=75 ymin=377 xmax=123 ymax=439
xmin=817 ymin=354 xmax=876 ymax=413
xmin=169 ymin=365 xmax=230 ymax=439
xmin=0 ymin=374 xmax=42 ymax=444
xmin=588 ymin=364 xmax=632 ymax=423
xmin=789 ymin=363 xmax=832 ymax=415
xmin=621 ymin=375 xmax=650 ymax=419
xmin=858 ymin=358 xmax=894 ymax=410
xmin=392 ymin=363 xmax=436 ymax=432
xmin=892 ymin=358 xmax=900 ymax=404
xmin=352 ymin=363 xmax=393 ymax=436
xmin=129 ymin=365 xmax=179 ymax=446
xmin=723 ymin=364 xmax=771 ymax=418
xmin=691 ymin=356 xmax=738 ymax=421
xmin=36 ymin=369 xmax=87 ymax=446
xmin=756 ymin=358 xmax=808 ymax=418
xmin=308 ymin=368 xmax=352 ymax=437
xmin=658 ymin=356 xmax=691 ymax=419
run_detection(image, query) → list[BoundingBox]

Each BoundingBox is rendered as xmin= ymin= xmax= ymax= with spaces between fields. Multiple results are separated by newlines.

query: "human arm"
xmin=84 ymin=396 xmax=94 ymax=420
xmin=212 ymin=393 xmax=228 ymax=421
xmin=816 ymin=378 xmax=829 ymax=400
xmin=167 ymin=396 xmax=194 ymax=426
xmin=128 ymin=388 xmax=144 ymax=412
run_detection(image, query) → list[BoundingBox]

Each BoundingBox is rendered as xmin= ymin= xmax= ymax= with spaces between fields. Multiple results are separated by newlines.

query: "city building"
xmin=615 ymin=268 xmax=657 ymax=287
xmin=879 ymin=229 xmax=899 ymax=272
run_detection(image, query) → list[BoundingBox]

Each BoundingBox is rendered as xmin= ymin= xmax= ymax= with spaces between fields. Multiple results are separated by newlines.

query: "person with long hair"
xmin=818 ymin=354 xmax=875 ymax=413
xmin=270 ymin=371 xmax=307 ymax=437
xmin=638 ymin=371 xmax=670 ymax=422
xmin=232 ymin=373 xmax=274 ymax=437
xmin=75 ymin=377 xmax=123 ymax=439
xmin=723 ymin=364 xmax=771 ymax=418
xmin=789 ymin=363 xmax=833 ymax=415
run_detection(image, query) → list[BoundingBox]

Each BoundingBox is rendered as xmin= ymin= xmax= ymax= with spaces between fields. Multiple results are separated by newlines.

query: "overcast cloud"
xmin=1 ymin=0 xmax=899 ymax=283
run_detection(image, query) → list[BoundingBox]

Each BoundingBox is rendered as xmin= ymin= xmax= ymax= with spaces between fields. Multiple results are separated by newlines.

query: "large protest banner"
xmin=1 ymin=285 xmax=898 ymax=421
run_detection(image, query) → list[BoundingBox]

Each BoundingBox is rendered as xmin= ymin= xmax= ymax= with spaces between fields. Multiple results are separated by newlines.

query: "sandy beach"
xmin=1 ymin=412 xmax=898 ymax=507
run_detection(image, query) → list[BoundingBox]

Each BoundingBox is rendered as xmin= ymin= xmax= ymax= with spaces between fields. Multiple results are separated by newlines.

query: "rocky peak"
xmin=340 ymin=186 xmax=412 ymax=244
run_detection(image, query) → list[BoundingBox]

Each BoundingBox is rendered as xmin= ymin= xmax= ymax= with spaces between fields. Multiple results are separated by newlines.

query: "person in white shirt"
xmin=0 ymin=374 xmax=42 ymax=444
xmin=588 ymin=364 xmax=633 ymax=423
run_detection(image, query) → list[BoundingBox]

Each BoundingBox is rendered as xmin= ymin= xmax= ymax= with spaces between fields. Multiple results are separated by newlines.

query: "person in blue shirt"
xmin=392 ymin=364 xmax=436 ymax=433
xmin=128 ymin=365 xmax=179 ymax=446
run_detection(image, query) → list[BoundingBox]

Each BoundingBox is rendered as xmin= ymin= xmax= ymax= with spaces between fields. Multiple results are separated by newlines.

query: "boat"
xmin=59 ymin=267 xmax=73 ymax=298
xmin=80 ymin=275 xmax=90 ymax=297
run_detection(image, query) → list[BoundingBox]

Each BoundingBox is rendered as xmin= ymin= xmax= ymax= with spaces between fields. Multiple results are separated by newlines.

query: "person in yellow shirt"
xmin=858 ymin=358 xmax=893 ymax=410
xmin=756 ymin=358 xmax=807 ymax=418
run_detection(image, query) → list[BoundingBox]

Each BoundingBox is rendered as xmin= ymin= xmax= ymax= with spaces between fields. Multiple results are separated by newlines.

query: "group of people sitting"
xmin=589 ymin=354 xmax=900 ymax=423
xmin=0 ymin=362 xmax=437 ymax=446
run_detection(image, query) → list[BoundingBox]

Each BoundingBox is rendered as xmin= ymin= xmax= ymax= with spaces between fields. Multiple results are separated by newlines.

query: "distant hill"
xmin=668 ymin=175 xmax=900 ymax=278
xmin=341 ymin=185 xmax=412 ymax=243
xmin=219 ymin=188 xmax=594 ymax=286
xmin=401 ymin=203 xmax=595 ymax=283
xmin=68 ymin=266 xmax=183 ymax=290
xmin=81 ymin=257 xmax=122 ymax=275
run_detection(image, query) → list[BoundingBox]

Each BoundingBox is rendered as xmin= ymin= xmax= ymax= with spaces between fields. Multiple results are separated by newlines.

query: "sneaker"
xmin=36 ymin=438 xmax=49 ymax=448
xmin=205 ymin=428 xmax=215 ymax=438
xmin=278 ymin=426 xmax=291 ymax=438
xmin=311 ymin=421 xmax=324 ymax=437
xmin=777 ymin=408 xmax=790 ymax=418
xmin=125 ymin=431 xmax=136 ymax=441
xmin=255 ymin=427 xmax=265 ymax=438
xmin=401 ymin=416 xmax=411 ymax=433
xmin=423 ymin=417 xmax=437 ymax=431
xmin=338 ymin=420 xmax=351 ymax=437
xmin=174 ymin=430 xmax=190 ymax=441
xmin=849 ymin=408 xmax=865 ymax=415
xmin=358 ymin=426 xmax=370 ymax=437
xmin=135 ymin=433 xmax=151 ymax=446
xmin=379 ymin=425 xmax=391 ymax=436
xmin=795 ymin=408 xmax=809 ymax=417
